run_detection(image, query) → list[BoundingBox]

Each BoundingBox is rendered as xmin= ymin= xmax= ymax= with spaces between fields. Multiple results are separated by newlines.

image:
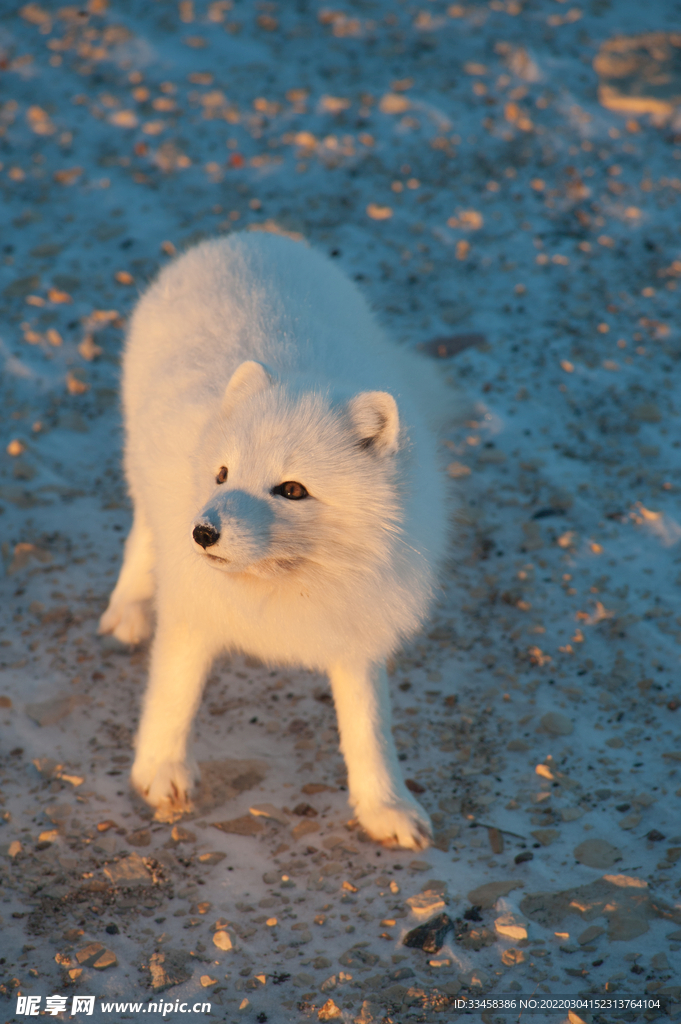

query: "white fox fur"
xmin=99 ymin=232 xmax=455 ymax=849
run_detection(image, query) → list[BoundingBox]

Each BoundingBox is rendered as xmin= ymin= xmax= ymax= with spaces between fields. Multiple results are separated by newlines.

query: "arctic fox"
xmin=99 ymin=232 xmax=453 ymax=850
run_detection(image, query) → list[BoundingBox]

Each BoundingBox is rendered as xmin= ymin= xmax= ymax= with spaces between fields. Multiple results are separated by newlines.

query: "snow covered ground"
xmin=0 ymin=0 xmax=680 ymax=1021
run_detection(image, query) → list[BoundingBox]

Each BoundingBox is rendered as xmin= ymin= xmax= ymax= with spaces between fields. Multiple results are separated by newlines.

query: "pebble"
xmin=25 ymin=694 xmax=90 ymax=728
xmin=561 ymin=807 xmax=584 ymax=822
xmin=573 ymin=838 xmax=622 ymax=869
xmin=211 ymin=815 xmax=266 ymax=836
xmin=103 ymin=851 xmax=153 ymax=885
xmin=403 ymin=913 xmax=453 ymax=953
xmin=494 ymin=914 xmax=528 ymax=941
xmin=539 ymin=712 xmax=574 ymax=736
xmin=531 ymin=828 xmax=560 ymax=846
xmin=249 ymin=803 xmax=290 ymax=825
xmin=578 ymin=924 xmax=605 ymax=945
xmin=406 ymin=892 xmax=446 ymax=918
xmin=467 ymin=880 xmax=523 ymax=909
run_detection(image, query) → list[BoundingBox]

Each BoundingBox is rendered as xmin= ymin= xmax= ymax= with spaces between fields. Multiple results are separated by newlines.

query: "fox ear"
xmin=348 ymin=391 xmax=400 ymax=456
xmin=222 ymin=361 xmax=272 ymax=414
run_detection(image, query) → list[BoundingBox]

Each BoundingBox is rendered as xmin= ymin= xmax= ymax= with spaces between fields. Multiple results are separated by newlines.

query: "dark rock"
xmin=403 ymin=913 xmax=453 ymax=953
xmin=293 ymin=803 xmax=318 ymax=817
xmin=405 ymin=779 xmax=425 ymax=794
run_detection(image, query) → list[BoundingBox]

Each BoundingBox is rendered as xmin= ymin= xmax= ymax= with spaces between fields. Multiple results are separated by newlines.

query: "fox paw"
xmin=99 ymin=599 xmax=152 ymax=645
xmin=355 ymin=795 xmax=432 ymax=851
xmin=130 ymin=757 xmax=199 ymax=822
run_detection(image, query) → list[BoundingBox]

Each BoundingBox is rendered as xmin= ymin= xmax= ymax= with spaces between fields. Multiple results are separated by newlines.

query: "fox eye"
xmin=272 ymin=481 xmax=308 ymax=500
xmin=216 ymin=466 xmax=228 ymax=484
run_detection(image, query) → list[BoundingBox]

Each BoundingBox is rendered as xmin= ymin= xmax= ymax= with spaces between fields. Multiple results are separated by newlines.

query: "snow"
xmin=0 ymin=0 xmax=680 ymax=1021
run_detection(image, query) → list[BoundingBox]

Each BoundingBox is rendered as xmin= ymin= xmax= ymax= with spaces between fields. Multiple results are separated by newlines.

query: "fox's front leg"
xmin=98 ymin=509 xmax=155 ymax=644
xmin=329 ymin=661 xmax=432 ymax=850
xmin=131 ymin=605 xmax=216 ymax=820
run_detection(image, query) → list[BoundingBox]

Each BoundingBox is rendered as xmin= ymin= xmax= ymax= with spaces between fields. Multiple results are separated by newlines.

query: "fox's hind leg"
xmin=99 ymin=509 xmax=155 ymax=644
xmin=329 ymin=661 xmax=432 ymax=850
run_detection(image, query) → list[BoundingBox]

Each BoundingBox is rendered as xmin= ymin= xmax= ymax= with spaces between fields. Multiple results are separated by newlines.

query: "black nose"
xmin=193 ymin=523 xmax=220 ymax=549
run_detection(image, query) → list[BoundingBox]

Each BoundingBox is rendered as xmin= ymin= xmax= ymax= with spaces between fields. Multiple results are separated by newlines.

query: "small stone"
xmin=197 ymin=852 xmax=226 ymax=865
xmin=515 ymin=850 xmax=533 ymax=864
xmin=574 ymin=838 xmax=622 ymax=868
xmin=618 ymin=813 xmax=641 ymax=831
xmin=96 ymin=820 xmax=118 ymax=833
xmin=494 ymin=914 xmax=528 ymax=941
xmin=488 ymin=827 xmax=504 ymax=854
xmin=402 ymin=913 xmax=453 ymax=953
xmin=422 ymin=879 xmax=447 ymax=895
xmin=128 ymin=829 xmax=151 ymax=847
xmin=211 ymin=815 xmax=266 ymax=836
xmin=501 ymin=947 xmax=526 ymax=965
xmin=578 ymin=925 xmax=605 ymax=945
xmin=293 ymin=802 xmax=318 ymax=817
xmin=406 ymin=892 xmax=446 ymax=918
xmin=338 ymin=948 xmax=379 ymax=968
xmin=507 ymin=739 xmax=530 ymax=751
xmin=405 ymin=778 xmax=425 ymax=794
xmin=76 ymin=942 xmax=106 ymax=966
xmin=249 ymin=803 xmax=290 ymax=826
xmin=539 ymin=712 xmax=573 ymax=736
xmin=291 ymin=972 xmax=315 ymax=987
xmin=4 ymin=274 xmax=40 ymax=298
xmin=382 ymin=983 xmax=409 ymax=1003
xmin=531 ymin=829 xmax=560 ymax=846
xmin=408 ymin=860 xmax=432 ymax=872
xmin=26 ymin=694 xmax=90 ymax=727
xmin=213 ymin=929 xmax=233 ymax=951
xmin=632 ymin=793 xmax=656 ymax=807
xmin=561 ymin=807 xmax=584 ymax=822
xmin=92 ymin=949 xmax=117 ymax=970
xmin=467 ymin=880 xmax=523 ymax=909
xmin=646 ymin=829 xmax=665 ymax=842
xmin=200 ymin=975 xmax=217 ymax=987
xmin=103 ymin=851 xmax=152 ymax=885
xmin=292 ymin=819 xmax=319 ymax=841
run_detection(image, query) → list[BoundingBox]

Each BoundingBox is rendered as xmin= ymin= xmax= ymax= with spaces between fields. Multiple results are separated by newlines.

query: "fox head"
xmin=190 ymin=360 xmax=404 ymax=584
